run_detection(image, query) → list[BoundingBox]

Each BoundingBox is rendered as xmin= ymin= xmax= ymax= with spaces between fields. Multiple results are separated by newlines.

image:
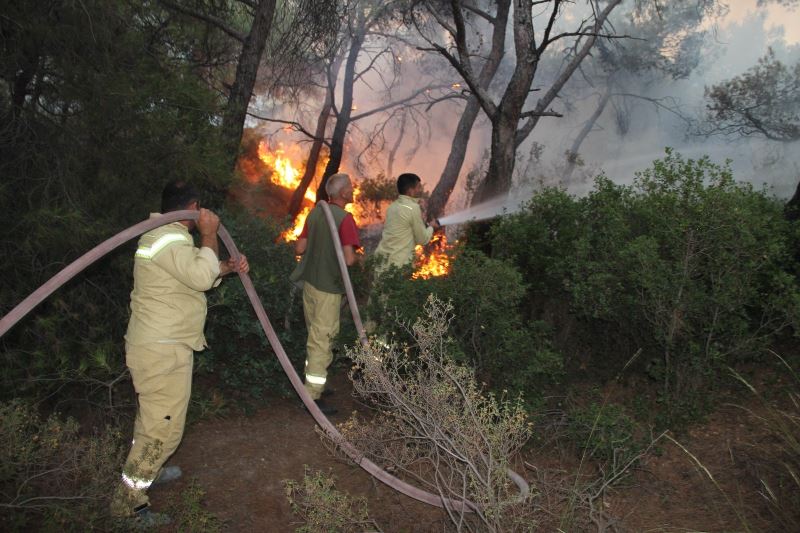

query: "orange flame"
xmin=284 ymin=206 xmax=311 ymax=242
xmin=257 ymin=141 xmax=317 ymax=203
xmin=256 ymin=141 xmax=370 ymax=242
xmin=413 ymin=234 xmax=451 ymax=279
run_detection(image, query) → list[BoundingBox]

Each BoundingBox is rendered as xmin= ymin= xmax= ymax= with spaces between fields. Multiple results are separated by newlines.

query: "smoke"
xmin=514 ymin=3 xmax=800 ymax=199
xmin=249 ymin=1 xmax=800 ymax=223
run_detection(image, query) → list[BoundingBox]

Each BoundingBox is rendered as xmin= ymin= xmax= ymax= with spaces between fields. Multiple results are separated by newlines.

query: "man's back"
xmin=375 ymin=195 xmax=433 ymax=270
xmin=126 ymin=215 xmax=219 ymax=350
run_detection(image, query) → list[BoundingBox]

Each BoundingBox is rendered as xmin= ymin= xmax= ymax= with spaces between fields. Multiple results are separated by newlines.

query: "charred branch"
xmin=245 ymin=113 xmax=324 ymax=144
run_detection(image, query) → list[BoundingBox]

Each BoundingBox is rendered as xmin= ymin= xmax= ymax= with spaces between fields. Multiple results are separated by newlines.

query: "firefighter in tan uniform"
xmin=374 ymin=173 xmax=440 ymax=273
xmin=111 ymin=181 xmax=248 ymax=523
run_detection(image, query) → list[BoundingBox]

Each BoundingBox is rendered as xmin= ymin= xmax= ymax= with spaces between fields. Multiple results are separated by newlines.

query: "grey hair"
xmin=325 ymin=173 xmax=351 ymax=199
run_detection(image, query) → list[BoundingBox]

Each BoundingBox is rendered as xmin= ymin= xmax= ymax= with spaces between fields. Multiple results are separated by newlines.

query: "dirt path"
xmin=152 ymin=372 xmax=445 ymax=531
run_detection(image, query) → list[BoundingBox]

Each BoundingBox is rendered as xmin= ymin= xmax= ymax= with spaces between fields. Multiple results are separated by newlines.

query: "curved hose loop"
xmin=317 ymin=201 xmax=530 ymax=502
xmin=0 ymin=210 xmax=503 ymax=511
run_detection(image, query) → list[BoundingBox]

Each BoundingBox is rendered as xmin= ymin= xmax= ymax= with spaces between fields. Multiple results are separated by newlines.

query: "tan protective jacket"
xmin=374 ymin=195 xmax=433 ymax=270
xmin=125 ymin=214 xmax=220 ymax=351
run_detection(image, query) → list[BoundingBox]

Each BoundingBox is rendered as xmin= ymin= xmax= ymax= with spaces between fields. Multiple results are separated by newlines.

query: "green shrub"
xmin=489 ymin=149 xmax=800 ymax=427
xmin=0 ymin=400 xmax=125 ymax=529
xmin=284 ymin=468 xmax=377 ymax=533
xmin=354 ymin=173 xmax=396 ymax=221
xmin=367 ymin=247 xmax=563 ymax=402
xmin=565 ymin=401 xmax=645 ymax=468
xmin=0 ymin=0 xmax=230 ymax=412
xmin=343 ymin=296 xmax=533 ymax=532
xmin=166 ymin=478 xmax=221 ymax=533
xmin=202 ymin=208 xmax=306 ymax=406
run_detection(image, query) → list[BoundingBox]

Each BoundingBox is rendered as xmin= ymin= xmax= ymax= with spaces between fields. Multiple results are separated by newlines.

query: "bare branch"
xmin=350 ymin=85 xmax=449 ymax=122
xmin=519 ymin=109 xmax=563 ymax=119
xmin=245 ymin=113 xmax=326 ymax=144
xmin=461 ymin=1 xmax=495 ymax=24
xmin=158 ymin=0 xmax=246 ymax=42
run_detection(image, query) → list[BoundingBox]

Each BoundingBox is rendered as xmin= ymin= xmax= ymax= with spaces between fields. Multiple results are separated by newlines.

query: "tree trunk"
xmin=473 ymin=0 xmax=622 ymax=203
xmin=563 ymin=91 xmax=611 ymax=182
xmin=386 ymin=112 xmax=407 ymax=179
xmin=427 ymin=0 xmax=510 ymax=219
xmin=287 ymin=53 xmax=345 ymax=218
xmin=472 ymin=0 xmax=536 ymax=204
xmin=515 ymin=0 xmax=623 ymax=148
xmin=287 ymin=101 xmax=332 ymax=217
xmin=221 ymin=0 xmax=276 ymax=168
xmin=317 ymin=26 xmax=365 ymax=202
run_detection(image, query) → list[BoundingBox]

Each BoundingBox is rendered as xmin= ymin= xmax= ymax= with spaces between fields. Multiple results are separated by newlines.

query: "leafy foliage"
xmin=490 ymin=150 xmax=800 ymax=426
xmin=367 ymin=248 xmax=563 ymax=402
xmin=0 ymin=400 xmax=125 ymax=529
xmin=698 ymin=49 xmax=800 ymax=142
xmin=0 ymin=0 xmax=230 ymax=409
xmin=354 ymin=173 xmax=396 ymax=221
xmin=284 ymin=468 xmax=378 ymax=533
xmin=202 ymin=208 xmax=306 ymax=406
xmin=565 ymin=401 xmax=645 ymax=468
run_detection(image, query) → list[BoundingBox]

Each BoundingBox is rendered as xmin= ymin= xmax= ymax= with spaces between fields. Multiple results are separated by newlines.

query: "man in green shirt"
xmin=374 ymin=173 xmax=440 ymax=273
xmin=291 ymin=173 xmax=361 ymax=415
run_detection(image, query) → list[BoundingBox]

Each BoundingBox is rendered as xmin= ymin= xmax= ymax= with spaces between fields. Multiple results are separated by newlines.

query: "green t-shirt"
xmin=290 ymin=204 xmax=356 ymax=294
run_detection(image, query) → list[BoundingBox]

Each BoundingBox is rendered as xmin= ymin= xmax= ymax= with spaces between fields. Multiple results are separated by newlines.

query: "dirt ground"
xmin=153 ymin=372 xmax=448 ymax=532
xmin=149 ymin=367 xmax=784 ymax=532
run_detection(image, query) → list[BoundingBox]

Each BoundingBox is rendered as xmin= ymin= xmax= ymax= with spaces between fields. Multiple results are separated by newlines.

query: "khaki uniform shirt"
xmin=374 ymin=195 xmax=433 ymax=270
xmin=125 ymin=214 xmax=220 ymax=351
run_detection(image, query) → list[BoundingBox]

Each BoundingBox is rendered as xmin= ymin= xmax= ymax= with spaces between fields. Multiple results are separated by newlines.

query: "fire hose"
xmin=0 ymin=207 xmax=529 ymax=511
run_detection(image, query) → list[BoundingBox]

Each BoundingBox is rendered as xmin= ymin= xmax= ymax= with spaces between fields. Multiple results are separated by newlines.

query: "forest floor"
xmin=149 ymin=368 xmax=782 ymax=532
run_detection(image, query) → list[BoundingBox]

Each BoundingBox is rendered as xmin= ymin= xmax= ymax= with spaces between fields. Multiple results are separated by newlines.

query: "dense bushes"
xmin=202 ymin=209 xmax=306 ymax=404
xmin=367 ymin=248 xmax=563 ymax=402
xmin=490 ymin=149 xmax=800 ymax=426
xmin=364 ymin=150 xmax=799 ymax=427
xmin=0 ymin=0 xmax=230 ymax=411
xmin=0 ymin=401 xmax=125 ymax=529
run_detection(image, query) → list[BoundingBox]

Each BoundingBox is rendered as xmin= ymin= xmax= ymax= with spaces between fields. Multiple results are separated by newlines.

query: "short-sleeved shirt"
xmin=125 ymin=214 xmax=220 ymax=351
xmin=374 ymin=195 xmax=433 ymax=271
xmin=290 ymin=204 xmax=360 ymax=294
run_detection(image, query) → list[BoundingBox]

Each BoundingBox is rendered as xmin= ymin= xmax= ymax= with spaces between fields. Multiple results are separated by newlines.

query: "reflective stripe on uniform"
xmin=305 ymin=373 xmax=327 ymax=385
xmin=135 ymin=233 xmax=190 ymax=259
xmin=121 ymin=472 xmax=153 ymax=490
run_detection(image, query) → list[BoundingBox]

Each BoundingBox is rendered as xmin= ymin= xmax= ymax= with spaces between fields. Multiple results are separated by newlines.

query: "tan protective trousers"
xmin=110 ymin=343 xmax=193 ymax=515
xmin=302 ymin=281 xmax=342 ymax=400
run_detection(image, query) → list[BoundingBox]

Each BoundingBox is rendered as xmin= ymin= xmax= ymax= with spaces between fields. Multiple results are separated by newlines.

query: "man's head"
xmin=397 ymin=173 xmax=423 ymax=197
xmin=161 ymin=180 xmax=200 ymax=213
xmin=325 ymin=173 xmax=354 ymax=205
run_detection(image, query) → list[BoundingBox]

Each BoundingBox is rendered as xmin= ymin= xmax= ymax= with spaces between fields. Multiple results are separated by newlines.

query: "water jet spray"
xmin=436 ymin=193 xmax=524 ymax=226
